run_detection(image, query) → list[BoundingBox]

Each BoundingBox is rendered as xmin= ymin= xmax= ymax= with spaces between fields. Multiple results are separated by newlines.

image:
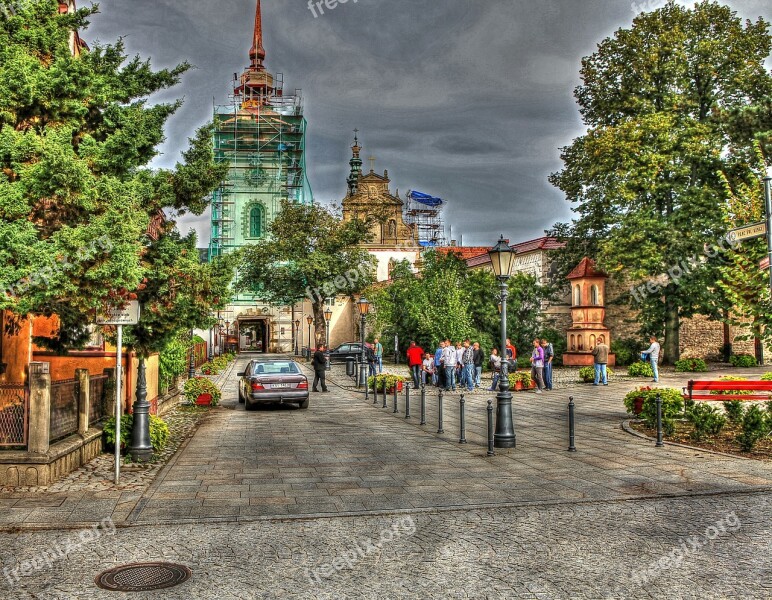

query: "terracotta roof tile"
xmin=567 ymin=257 xmax=607 ymax=279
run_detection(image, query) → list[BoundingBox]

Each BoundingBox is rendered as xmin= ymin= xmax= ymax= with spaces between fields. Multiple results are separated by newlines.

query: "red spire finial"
xmin=249 ymin=0 xmax=266 ymax=69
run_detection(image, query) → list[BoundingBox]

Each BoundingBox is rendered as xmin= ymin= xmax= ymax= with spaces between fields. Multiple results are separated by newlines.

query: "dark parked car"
xmin=327 ymin=342 xmax=369 ymax=363
xmin=237 ymin=359 xmax=309 ymax=410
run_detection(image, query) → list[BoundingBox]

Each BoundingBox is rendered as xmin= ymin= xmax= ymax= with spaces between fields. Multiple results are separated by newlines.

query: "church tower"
xmin=208 ymin=1 xmax=312 ymax=353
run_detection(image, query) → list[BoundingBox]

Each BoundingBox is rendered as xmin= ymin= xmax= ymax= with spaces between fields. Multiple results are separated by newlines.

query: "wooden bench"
xmin=684 ymin=380 xmax=772 ymax=402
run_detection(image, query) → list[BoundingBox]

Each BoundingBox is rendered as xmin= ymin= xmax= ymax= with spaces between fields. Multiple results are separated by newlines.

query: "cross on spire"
xmin=368 ymin=156 xmax=376 ymax=172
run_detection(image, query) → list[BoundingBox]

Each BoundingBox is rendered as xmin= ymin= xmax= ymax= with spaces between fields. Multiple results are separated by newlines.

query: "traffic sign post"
xmin=727 ymin=221 xmax=767 ymax=243
xmin=97 ymin=302 xmax=140 ymax=484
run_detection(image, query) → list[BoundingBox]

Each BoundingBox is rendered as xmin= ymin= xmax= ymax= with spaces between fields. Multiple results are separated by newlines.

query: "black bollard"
xmin=437 ymin=389 xmax=444 ymax=433
xmin=568 ymin=396 xmax=576 ymax=452
xmin=393 ymin=386 xmax=398 ymax=413
xmin=487 ymin=399 xmax=495 ymax=456
xmin=459 ymin=394 xmax=467 ymax=444
xmin=405 ymin=384 xmax=411 ymax=419
xmin=655 ymin=393 xmax=664 ymax=447
xmin=372 ymin=377 xmax=378 ymax=404
xmin=382 ymin=382 xmax=387 ymax=408
xmin=365 ymin=376 xmax=369 ymax=402
xmin=420 ymin=384 xmax=426 ymax=425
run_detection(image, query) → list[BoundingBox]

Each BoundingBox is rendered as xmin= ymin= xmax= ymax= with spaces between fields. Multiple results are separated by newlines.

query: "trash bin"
xmin=345 ymin=357 xmax=356 ymax=377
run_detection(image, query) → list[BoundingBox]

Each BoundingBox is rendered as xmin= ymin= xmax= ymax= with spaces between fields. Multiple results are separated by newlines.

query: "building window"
xmin=591 ymin=285 xmax=600 ymax=306
xmin=573 ymin=285 xmax=581 ymax=306
xmin=249 ymin=205 xmax=264 ymax=238
xmin=590 ymin=334 xmax=596 ymax=350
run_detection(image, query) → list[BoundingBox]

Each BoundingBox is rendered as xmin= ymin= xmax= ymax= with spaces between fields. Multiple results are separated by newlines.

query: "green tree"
xmin=549 ymin=1 xmax=772 ymax=362
xmin=237 ymin=200 xmax=375 ymax=342
xmin=0 ymin=0 xmax=227 ymax=348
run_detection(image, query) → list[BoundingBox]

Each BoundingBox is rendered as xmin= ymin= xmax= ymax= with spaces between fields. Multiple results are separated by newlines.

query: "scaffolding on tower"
xmin=404 ymin=190 xmax=447 ymax=247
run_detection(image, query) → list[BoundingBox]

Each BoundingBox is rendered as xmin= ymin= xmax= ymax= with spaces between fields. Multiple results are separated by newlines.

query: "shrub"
xmin=508 ymin=370 xmax=533 ymax=389
xmin=159 ymin=336 xmax=191 ymax=393
xmin=367 ymin=373 xmax=408 ymax=391
xmin=183 ymin=377 xmax=221 ymax=406
xmin=730 ymin=353 xmax=757 ymax=368
xmin=624 ymin=387 xmax=683 ymax=432
xmin=200 ymin=362 xmax=219 ymax=376
xmin=610 ymin=338 xmax=641 ymax=367
xmin=103 ymin=414 xmax=169 ymax=454
xmin=760 ymin=372 xmax=772 ymax=381
xmin=710 ymin=376 xmax=753 ymax=396
xmin=674 ymin=358 xmax=709 ymax=373
xmin=538 ymin=328 xmax=566 ymax=366
xmin=628 ymin=361 xmax=654 ymax=378
xmin=516 ymin=356 xmax=531 ymax=370
xmin=737 ymin=405 xmax=769 ymax=451
xmin=722 ymin=400 xmax=744 ymax=425
xmin=578 ymin=366 xmax=614 ymax=383
xmin=685 ymin=403 xmax=726 ymax=441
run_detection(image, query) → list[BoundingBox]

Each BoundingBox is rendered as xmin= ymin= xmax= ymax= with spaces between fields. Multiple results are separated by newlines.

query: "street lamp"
xmin=224 ymin=321 xmax=231 ymax=354
xmin=306 ymin=315 xmax=313 ymax=359
xmin=294 ymin=319 xmax=300 ymax=356
xmin=324 ymin=306 xmax=333 ymax=371
xmin=356 ymin=297 xmax=370 ymax=387
xmin=489 ymin=235 xmax=517 ymax=449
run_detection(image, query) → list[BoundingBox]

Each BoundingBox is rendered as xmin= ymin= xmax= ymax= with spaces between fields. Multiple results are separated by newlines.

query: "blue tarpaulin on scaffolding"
xmin=408 ymin=190 xmax=443 ymax=207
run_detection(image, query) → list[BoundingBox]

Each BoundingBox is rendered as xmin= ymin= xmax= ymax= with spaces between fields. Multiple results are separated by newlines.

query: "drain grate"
xmin=95 ymin=562 xmax=192 ymax=592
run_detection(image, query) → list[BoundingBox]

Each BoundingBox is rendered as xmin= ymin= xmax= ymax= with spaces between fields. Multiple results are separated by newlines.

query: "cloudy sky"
xmin=85 ymin=0 xmax=772 ymax=247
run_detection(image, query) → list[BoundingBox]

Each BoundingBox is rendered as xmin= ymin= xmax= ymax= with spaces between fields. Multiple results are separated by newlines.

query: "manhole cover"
xmin=95 ymin=562 xmax=192 ymax=592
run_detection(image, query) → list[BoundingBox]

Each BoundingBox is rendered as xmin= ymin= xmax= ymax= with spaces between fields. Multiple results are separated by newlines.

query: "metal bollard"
xmin=420 ymin=384 xmax=426 ymax=425
xmin=382 ymin=382 xmax=387 ymax=408
xmin=487 ymin=399 xmax=495 ymax=456
xmin=393 ymin=386 xmax=398 ymax=413
xmin=372 ymin=378 xmax=378 ymax=404
xmin=365 ymin=376 xmax=369 ymax=402
xmin=405 ymin=384 xmax=411 ymax=419
xmin=437 ymin=389 xmax=444 ymax=433
xmin=459 ymin=394 xmax=467 ymax=444
xmin=567 ymin=396 xmax=576 ymax=452
xmin=655 ymin=393 xmax=664 ymax=447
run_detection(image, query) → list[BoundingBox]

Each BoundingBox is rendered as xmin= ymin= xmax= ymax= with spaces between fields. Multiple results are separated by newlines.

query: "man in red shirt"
xmin=405 ymin=341 xmax=425 ymax=388
xmin=505 ymin=338 xmax=517 ymax=372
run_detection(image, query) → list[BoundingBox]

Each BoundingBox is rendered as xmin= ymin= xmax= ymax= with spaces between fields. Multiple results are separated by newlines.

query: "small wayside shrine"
xmin=561 ymin=257 xmax=616 ymax=367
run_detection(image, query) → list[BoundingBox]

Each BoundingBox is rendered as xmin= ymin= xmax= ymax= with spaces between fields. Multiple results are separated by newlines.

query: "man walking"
xmin=311 ymin=344 xmax=328 ymax=392
xmin=592 ymin=336 xmax=609 ymax=386
xmin=641 ymin=336 xmax=661 ymax=383
xmin=530 ymin=338 xmax=545 ymax=394
xmin=442 ymin=340 xmax=457 ymax=391
xmin=373 ymin=337 xmax=383 ymax=374
xmin=406 ymin=341 xmax=425 ymax=389
xmin=541 ymin=338 xmax=554 ymax=391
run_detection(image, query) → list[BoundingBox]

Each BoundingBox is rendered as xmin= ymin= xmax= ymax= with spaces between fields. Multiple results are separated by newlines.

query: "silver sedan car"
xmin=237 ymin=359 xmax=309 ymax=410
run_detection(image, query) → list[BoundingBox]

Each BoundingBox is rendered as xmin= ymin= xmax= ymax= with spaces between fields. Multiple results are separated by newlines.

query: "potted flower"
xmin=508 ymin=371 xmax=533 ymax=391
xmin=183 ymin=376 xmax=221 ymax=406
xmin=367 ymin=373 xmax=408 ymax=393
xmin=623 ymin=386 xmax=651 ymax=415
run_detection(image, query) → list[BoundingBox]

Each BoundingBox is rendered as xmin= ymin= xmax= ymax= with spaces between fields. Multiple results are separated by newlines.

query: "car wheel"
xmin=238 ymin=384 xmax=245 ymax=404
xmin=298 ymin=397 xmax=309 ymax=409
xmin=244 ymin=399 xmax=255 ymax=411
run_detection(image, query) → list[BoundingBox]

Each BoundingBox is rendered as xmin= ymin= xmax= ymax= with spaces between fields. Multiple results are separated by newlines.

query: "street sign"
xmin=761 ymin=257 xmax=770 ymax=270
xmin=96 ymin=301 xmax=141 ymax=325
xmin=727 ymin=221 xmax=767 ymax=243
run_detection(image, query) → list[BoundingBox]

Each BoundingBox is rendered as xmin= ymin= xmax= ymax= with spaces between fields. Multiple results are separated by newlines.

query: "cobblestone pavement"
xmin=0 ymin=491 xmax=769 ymax=598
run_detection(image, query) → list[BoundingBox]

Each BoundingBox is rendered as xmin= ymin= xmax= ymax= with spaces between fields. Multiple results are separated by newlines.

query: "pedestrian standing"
xmin=530 ymin=339 xmax=545 ymax=394
xmin=311 ymin=344 xmax=328 ymax=392
xmin=541 ymin=338 xmax=554 ymax=390
xmin=434 ymin=341 xmax=445 ymax=389
xmin=462 ymin=340 xmax=475 ymax=392
xmin=592 ymin=335 xmax=609 ymax=386
xmin=405 ymin=341 xmax=425 ymax=389
xmin=505 ymin=338 xmax=517 ymax=371
xmin=641 ymin=336 xmax=661 ymax=383
xmin=421 ymin=352 xmax=435 ymax=386
xmin=442 ymin=340 xmax=457 ymax=391
xmin=366 ymin=343 xmax=377 ymax=377
xmin=455 ymin=341 xmax=465 ymax=388
xmin=373 ymin=337 xmax=383 ymax=374
xmin=488 ymin=348 xmax=502 ymax=391
xmin=473 ymin=342 xmax=483 ymax=388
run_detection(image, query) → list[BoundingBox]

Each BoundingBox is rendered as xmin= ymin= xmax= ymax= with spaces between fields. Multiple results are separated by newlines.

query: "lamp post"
xmin=324 ymin=306 xmax=332 ymax=371
xmin=218 ymin=325 xmax=224 ymax=355
xmin=765 ymin=168 xmax=772 ymax=311
xmin=306 ymin=315 xmax=313 ymax=359
xmin=489 ymin=235 xmax=517 ymax=448
xmin=356 ymin=297 xmax=370 ymax=388
xmin=224 ymin=321 xmax=231 ymax=354
xmin=188 ymin=328 xmax=196 ymax=379
xmin=294 ymin=319 xmax=300 ymax=356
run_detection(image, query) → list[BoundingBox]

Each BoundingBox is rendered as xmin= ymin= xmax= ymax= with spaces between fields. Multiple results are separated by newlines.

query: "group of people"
xmin=590 ymin=335 xmax=661 ymax=385
xmin=404 ymin=337 xmax=556 ymax=394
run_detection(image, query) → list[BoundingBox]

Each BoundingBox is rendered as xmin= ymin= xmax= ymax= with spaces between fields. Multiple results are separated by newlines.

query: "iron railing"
xmin=0 ymin=384 xmax=28 ymax=448
xmin=50 ymin=378 xmax=78 ymax=442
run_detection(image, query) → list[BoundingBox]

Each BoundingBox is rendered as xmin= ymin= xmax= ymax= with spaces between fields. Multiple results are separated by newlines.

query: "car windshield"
xmin=252 ymin=362 xmax=299 ymax=375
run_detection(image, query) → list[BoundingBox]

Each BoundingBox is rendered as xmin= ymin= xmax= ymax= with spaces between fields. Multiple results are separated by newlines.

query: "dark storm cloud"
xmin=87 ymin=0 xmax=772 ymax=246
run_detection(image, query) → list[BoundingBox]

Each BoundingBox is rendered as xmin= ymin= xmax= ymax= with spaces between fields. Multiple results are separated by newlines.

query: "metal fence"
xmin=0 ymin=384 xmax=28 ymax=447
xmin=89 ymin=374 xmax=109 ymax=425
xmin=50 ymin=378 xmax=78 ymax=443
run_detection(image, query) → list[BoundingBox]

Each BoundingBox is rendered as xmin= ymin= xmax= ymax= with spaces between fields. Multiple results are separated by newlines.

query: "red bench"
xmin=684 ymin=380 xmax=772 ymax=401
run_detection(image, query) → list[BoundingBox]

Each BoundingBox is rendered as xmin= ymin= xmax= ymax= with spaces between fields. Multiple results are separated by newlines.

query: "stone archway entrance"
xmin=238 ymin=319 xmax=268 ymax=353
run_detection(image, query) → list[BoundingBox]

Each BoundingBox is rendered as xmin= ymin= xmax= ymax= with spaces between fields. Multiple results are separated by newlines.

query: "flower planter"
xmin=385 ymin=381 xmax=404 ymax=394
xmin=514 ymin=380 xmax=536 ymax=391
xmin=195 ymin=393 xmax=213 ymax=406
xmin=632 ymin=396 xmax=644 ymax=415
